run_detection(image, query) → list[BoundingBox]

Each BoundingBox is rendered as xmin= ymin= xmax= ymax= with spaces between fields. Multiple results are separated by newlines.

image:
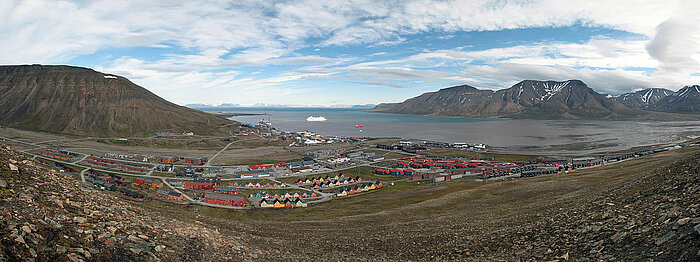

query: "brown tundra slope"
xmin=0 ymin=65 xmax=237 ymax=137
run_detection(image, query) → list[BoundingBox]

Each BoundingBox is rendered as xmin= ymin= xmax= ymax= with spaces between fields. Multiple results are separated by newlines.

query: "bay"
xmin=200 ymin=107 xmax=700 ymax=155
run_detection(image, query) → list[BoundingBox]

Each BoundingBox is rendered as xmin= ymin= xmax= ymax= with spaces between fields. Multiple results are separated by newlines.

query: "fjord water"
xmin=209 ymin=107 xmax=700 ymax=155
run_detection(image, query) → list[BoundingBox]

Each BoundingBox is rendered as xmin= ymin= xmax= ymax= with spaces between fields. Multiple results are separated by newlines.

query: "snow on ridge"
xmin=542 ymin=80 xmax=570 ymax=100
xmin=676 ymin=86 xmax=697 ymax=97
xmin=516 ymin=83 xmax=524 ymax=101
xmin=641 ymin=89 xmax=653 ymax=104
xmin=104 ymin=75 xmax=117 ymax=79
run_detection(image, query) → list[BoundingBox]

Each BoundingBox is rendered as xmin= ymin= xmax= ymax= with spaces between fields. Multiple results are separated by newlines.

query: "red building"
xmin=184 ymin=181 xmax=214 ymax=190
xmin=203 ymin=193 xmax=245 ymax=206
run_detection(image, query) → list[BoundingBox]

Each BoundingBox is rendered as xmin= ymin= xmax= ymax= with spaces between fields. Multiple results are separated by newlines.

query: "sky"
xmin=1 ymin=0 xmax=699 ymax=107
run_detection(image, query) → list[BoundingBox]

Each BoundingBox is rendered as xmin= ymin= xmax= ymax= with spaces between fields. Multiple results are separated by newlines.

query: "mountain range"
xmin=614 ymin=85 xmax=700 ymax=113
xmin=0 ymin=65 xmax=238 ymax=136
xmin=370 ymin=80 xmax=700 ymax=119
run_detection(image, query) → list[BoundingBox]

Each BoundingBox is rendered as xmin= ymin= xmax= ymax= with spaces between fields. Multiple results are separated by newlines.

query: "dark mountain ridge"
xmin=371 ymin=80 xmax=635 ymax=119
xmin=0 ymin=65 xmax=237 ymax=136
xmin=614 ymin=88 xmax=674 ymax=109
xmin=651 ymin=85 xmax=700 ymax=113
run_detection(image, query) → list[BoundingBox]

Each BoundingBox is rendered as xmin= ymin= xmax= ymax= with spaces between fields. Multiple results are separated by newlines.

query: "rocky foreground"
xmin=0 ymin=145 xmax=254 ymax=261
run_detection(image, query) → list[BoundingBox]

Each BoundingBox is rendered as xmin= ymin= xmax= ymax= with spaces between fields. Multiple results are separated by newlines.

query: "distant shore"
xmin=209 ymin=112 xmax=267 ymax=117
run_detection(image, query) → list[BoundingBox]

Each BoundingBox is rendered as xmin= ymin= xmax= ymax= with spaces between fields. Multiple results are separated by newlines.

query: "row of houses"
xmin=183 ymin=178 xmax=223 ymax=190
xmin=182 ymin=157 xmax=207 ymax=166
xmin=520 ymin=167 xmax=559 ymax=178
xmin=86 ymin=170 xmax=127 ymax=188
xmin=134 ymin=178 xmax=164 ymax=190
xmin=291 ymin=166 xmax=313 ymax=173
xmin=335 ymin=181 xmax=383 ymax=196
xmin=249 ymin=162 xmax=287 ymax=170
xmin=376 ymin=143 xmax=428 ymax=154
xmin=306 ymin=177 xmax=364 ymax=189
xmin=259 ymin=197 xmax=307 ymax=208
xmin=375 ymin=168 xmax=416 ymax=176
xmin=156 ymin=190 xmax=184 ymax=201
xmin=410 ymin=170 xmax=468 ymax=181
xmin=239 ymin=181 xmax=285 ymax=188
xmin=249 ymin=191 xmax=318 ymax=199
xmin=102 ymin=153 xmax=179 ymax=164
xmin=396 ymin=161 xmax=475 ymax=169
xmin=42 ymin=148 xmax=80 ymax=157
xmin=36 ymin=149 xmax=76 ymax=162
xmin=54 ymin=162 xmax=77 ymax=173
xmin=84 ymin=156 xmax=149 ymax=173
xmin=120 ymin=189 xmax=143 ymax=199
xmin=289 ymin=160 xmax=315 ymax=168
xmin=203 ymin=193 xmax=245 ymax=206
xmin=184 ymin=181 xmax=214 ymax=190
xmin=92 ymin=180 xmax=115 ymax=191
xmin=307 ymin=148 xmax=343 ymax=159
xmin=213 ymin=186 xmax=239 ymax=195
xmin=294 ymin=174 xmax=347 ymax=185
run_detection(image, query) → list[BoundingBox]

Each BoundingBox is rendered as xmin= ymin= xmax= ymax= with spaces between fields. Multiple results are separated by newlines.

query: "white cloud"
xmin=1 ymin=0 xmax=699 ymax=104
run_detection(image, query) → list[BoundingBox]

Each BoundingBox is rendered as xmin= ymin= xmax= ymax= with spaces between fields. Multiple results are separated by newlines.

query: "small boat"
xmin=306 ymin=116 xmax=327 ymax=122
xmin=355 ymin=125 xmax=363 ymax=128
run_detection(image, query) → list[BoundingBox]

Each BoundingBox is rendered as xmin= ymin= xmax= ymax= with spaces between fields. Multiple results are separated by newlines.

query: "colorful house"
xmin=213 ymin=186 xmax=239 ymax=195
xmin=120 ymin=189 xmax=143 ymax=198
xmin=203 ymin=193 xmax=245 ymax=206
xmin=337 ymin=189 xmax=348 ymax=196
xmin=273 ymin=199 xmax=285 ymax=208
xmin=293 ymin=198 xmax=308 ymax=207
xmin=250 ymin=192 xmax=262 ymax=198
xmin=168 ymin=191 xmax=184 ymax=201
xmin=260 ymin=199 xmax=274 ymax=208
xmin=389 ymin=168 xmax=404 ymax=175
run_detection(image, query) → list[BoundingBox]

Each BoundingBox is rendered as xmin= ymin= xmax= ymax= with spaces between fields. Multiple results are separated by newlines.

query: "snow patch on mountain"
xmin=542 ymin=80 xmax=570 ymax=100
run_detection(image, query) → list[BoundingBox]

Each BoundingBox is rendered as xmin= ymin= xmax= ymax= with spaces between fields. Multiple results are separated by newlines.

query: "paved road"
xmin=79 ymin=168 xmax=87 ymax=183
xmin=205 ymin=140 xmax=238 ymax=166
xmin=72 ymin=154 xmax=89 ymax=164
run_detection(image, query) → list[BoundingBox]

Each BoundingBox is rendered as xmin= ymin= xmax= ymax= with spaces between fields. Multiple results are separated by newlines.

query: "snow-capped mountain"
xmin=613 ymin=86 xmax=699 ymax=113
xmin=614 ymin=88 xmax=674 ymax=109
xmin=370 ymin=80 xmax=632 ymax=119
xmin=652 ymin=85 xmax=700 ymax=113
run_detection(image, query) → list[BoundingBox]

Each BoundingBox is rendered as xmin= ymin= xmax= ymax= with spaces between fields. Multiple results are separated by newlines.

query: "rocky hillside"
xmin=370 ymin=80 xmax=635 ymax=119
xmin=0 ymin=65 xmax=238 ymax=137
xmin=0 ymin=145 xmax=257 ymax=261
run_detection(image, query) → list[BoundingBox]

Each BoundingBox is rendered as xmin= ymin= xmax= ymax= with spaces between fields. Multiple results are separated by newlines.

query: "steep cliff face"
xmin=370 ymin=80 xmax=634 ymax=119
xmin=0 ymin=65 xmax=237 ymax=136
